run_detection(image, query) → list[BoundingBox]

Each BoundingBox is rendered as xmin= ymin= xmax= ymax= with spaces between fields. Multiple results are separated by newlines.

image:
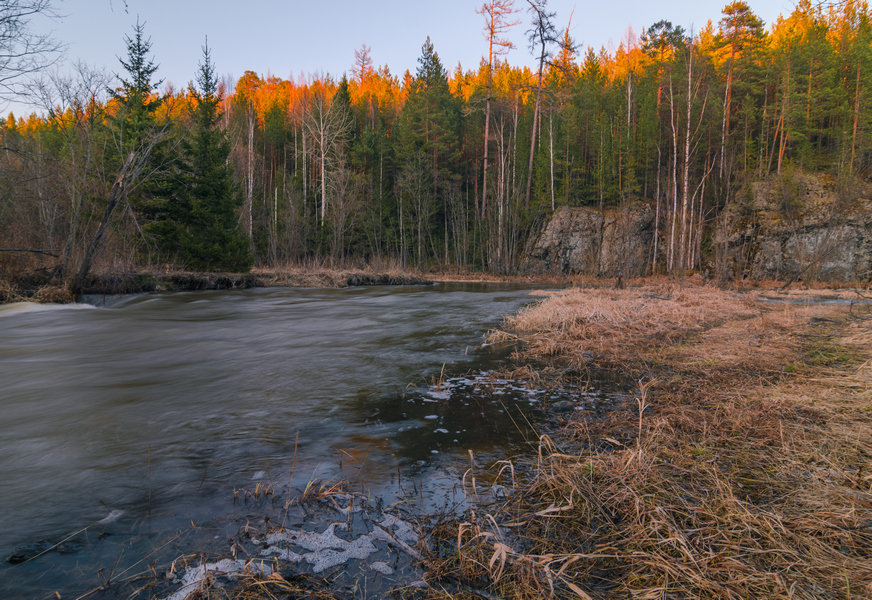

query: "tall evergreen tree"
xmin=396 ymin=37 xmax=461 ymax=266
xmin=150 ymin=41 xmax=251 ymax=271
xmin=182 ymin=41 xmax=251 ymax=271
xmin=111 ymin=19 xmax=163 ymax=151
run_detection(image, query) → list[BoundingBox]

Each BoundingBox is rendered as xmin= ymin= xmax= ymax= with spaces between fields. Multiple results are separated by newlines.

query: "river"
xmin=1 ymin=283 xmax=586 ymax=598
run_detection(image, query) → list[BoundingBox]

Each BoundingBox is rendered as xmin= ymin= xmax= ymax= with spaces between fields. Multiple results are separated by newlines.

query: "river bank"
xmin=4 ymin=278 xmax=870 ymax=598
xmin=0 ymin=267 xmax=434 ymax=304
xmin=414 ymin=283 xmax=872 ymax=599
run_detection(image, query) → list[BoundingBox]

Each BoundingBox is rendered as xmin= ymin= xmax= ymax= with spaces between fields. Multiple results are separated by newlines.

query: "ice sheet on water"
xmin=371 ymin=561 xmax=394 ymax=575
xmin=164 ymin=559 xmax=272 ymax=600
xmin=378 ymin=513 xmax=418 ymax=545
xmin=425 ymin=388 xmax=451 ymax=401
xmin=262 ymin=523 xmax=379 ymax=573
xmin=258 ymin=510 xmax=420 ymax=574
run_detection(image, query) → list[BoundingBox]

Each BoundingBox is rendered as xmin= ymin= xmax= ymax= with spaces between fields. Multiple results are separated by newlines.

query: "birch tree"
xmin=304 ymin=88 xmax=351 ymax=226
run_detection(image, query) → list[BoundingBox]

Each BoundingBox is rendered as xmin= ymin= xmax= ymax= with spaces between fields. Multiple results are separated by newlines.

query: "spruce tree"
xmin=178 ymin=41 xmax=252 ymax=271
xmin=112 ymin=19 xmax=163 ymax=151
xmin=395 ymin=38 xmax=461 ymax=265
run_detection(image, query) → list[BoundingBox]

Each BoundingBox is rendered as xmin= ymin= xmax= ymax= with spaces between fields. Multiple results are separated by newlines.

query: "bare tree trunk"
xmin=653 ymin=144 xmax=661 ymax=273
xmin=497 ymin=121 xmax=505 ymax=269
xmin=525 ymin=69 xmax=544 ymax=207
xmin=0 ymin=248 xmax=59 ymax=257
xmin=399 ymin=191 xmax=406 ymax=267
xmin=302 ymin=121 xmax=307 ymax=205
xmin=777 ymin=61 xmax=790 ymax=174
xmin=246 ymin=103 xmax=254 ymax=241
xmin=668 ymin=76 xmax=678 ymax=273
xmin=719 ymin=52 xmax=734 ymax=179
xmin=850 ymin=61 xmax=860 ymax=174
xmin=320 ymin=129 xmax=327 ymax=225
xmin=482 ymin=65 xmax=492 ymax=220
xmin=680 ymin=50 xmax=693 ymax=270
xmin=548 ymin=112 xmax=555 ymax=210
xmin=479 ymin=0 xmax=517 ymax=218
xmin=72 ymin=152 xmax=135 ymax=292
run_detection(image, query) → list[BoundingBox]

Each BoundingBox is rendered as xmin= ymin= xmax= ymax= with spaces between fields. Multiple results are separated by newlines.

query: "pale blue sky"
xmin=12 ymin=0 xmax=795 ymax=116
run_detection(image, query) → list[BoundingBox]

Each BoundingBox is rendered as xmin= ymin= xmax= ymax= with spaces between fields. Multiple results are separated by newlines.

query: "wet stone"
xmin=549 ymin=400 xmax=577 ymax=413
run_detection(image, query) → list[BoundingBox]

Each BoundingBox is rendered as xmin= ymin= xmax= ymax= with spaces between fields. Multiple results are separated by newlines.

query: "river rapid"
xmin=1 ymin=283 xmax=582 ymax=597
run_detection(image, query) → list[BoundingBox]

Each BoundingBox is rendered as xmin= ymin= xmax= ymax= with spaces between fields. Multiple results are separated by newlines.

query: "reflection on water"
xmin=0 ymin=283 xmax=619 ymax=598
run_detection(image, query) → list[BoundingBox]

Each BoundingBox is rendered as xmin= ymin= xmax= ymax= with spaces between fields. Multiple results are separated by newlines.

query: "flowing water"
xmin=0 ymin=283 xmax=618 ymax=598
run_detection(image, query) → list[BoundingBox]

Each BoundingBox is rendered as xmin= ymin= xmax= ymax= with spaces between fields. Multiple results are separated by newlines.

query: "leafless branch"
xmin=0 ymin=0 xmax=64 ymax=103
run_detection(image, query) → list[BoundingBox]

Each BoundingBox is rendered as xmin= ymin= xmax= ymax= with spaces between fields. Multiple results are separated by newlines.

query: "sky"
xmin=10 ymin=0 xmax=797 ymax=116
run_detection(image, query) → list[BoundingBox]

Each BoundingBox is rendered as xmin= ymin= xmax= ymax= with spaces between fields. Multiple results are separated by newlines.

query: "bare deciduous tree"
xmin=303 ymin=91 xmax=351 ymax=226
xmin=0 ymin=0 xmax=62 ymax=103
xmin=524 ymin=0 xmax=558 ymax=208
xmin=327 ymin=160 xmax=362 ymax=260
xmin=72 ymin=129 xmax=166 ymax=291
xmin=28 ymin=63 xmax=111 ymax=275
xmin=478 ymin=0 xmax=518 ymax=219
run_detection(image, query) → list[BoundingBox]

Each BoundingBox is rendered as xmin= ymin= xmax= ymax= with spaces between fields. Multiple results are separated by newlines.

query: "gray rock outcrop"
xmin=718 ymin=173 xmax=872 ymax=282
xmin=521 ymin=205 xmax=654 ymax=277
xmin=519 ymin=173 xmax=871 ymax=283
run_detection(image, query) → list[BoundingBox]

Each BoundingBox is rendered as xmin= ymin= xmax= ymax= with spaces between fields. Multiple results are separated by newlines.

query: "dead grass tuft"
xmin=33 ymin=285 xmax=76 ymax=304
xmin=497 ymin=284 xmax=758 ymax=371
xmin=0 ymin=279 xmax=23 ymax=303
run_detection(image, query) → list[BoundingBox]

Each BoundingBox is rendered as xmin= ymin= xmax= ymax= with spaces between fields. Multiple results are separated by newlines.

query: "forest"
xmin=1 ymin=0 xmax=871 ymax=284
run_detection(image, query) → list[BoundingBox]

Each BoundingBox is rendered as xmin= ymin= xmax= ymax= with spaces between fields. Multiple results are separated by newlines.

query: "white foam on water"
xmin=96 ymin=509 xmax=124 ymax=525
xmin=0 ymin=302 xmax=97 ymax=318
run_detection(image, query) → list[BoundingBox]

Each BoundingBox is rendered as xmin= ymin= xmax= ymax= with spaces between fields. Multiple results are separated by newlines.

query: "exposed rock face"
xmin=521 ymin=205 xmax=654 ymax=277
xmin=522 ymin=174 xmax=872 ymax=283
xmin=720 ymin=173 xmax=872 ymax=282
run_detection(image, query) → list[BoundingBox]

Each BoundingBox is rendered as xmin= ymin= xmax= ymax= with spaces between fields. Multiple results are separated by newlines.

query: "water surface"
xmin=0 ymin=283 xmax=561 ymax=597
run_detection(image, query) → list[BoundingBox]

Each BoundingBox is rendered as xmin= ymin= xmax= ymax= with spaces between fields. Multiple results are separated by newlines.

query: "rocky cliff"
xmin=719 ymin=173 xmax=872 ymax=282
xmin=520 ymin=173 xmax=872 ymax=283
xmin=520 ymin=205 xmax=654 ymax=277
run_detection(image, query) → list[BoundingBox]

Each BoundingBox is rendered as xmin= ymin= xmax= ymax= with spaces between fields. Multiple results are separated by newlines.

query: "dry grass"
xmin=0 ymin=278 xmax=23 ymax=303
xmin=251 ymin=263 xmax=428 ymax=288
xmin=32 ymin=284 xmax=76 ymax=303
xmin=492 ymin=284 xmax=758 ymax=371
xmin=0 ymin=279 xmax=76 ymax=304
xmin=418 ymin=284 xmax=872 ymax=599
xmin=428 ymin=271 xmax=572 ymax=286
